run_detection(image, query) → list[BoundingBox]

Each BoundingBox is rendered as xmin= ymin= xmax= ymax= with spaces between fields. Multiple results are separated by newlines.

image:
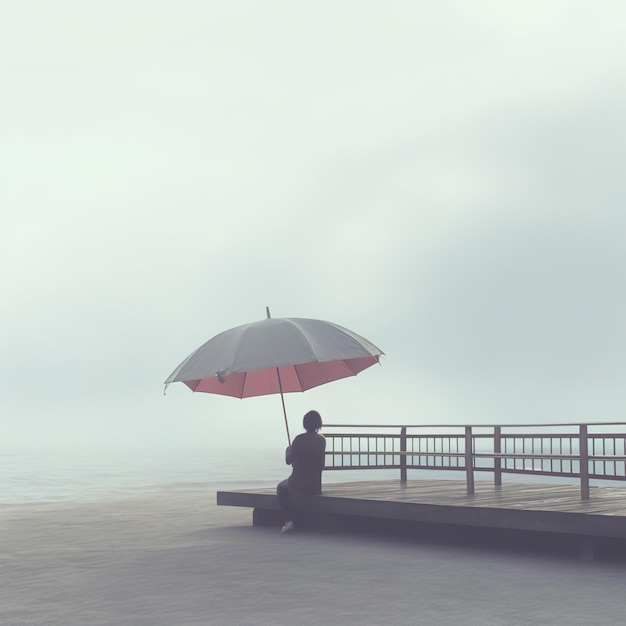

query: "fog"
xmin=2 ymin=1 xmax=625 ymax=452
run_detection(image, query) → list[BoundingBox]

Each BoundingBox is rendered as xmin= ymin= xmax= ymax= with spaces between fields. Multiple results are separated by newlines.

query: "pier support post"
xmin=579 ymin=424 xmax=590 ymax=500
xmin=494 ymin=426 xmax=502 ymax=488
xmin=253 ymin=508 xmax=283 ymax=527
xmin=465 ymin=426 xmax=475 ymax=495
xmin=400 ymin=427 xmax=407 ymax=484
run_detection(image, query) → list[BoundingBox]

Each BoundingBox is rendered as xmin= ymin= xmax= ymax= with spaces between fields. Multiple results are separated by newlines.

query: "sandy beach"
xmin=2 ymin=491 xmax=625 ymax=626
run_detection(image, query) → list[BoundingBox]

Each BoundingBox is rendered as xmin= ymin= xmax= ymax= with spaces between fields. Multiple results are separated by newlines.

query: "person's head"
xmin=303 ymin=410 xmax=322 ymax=433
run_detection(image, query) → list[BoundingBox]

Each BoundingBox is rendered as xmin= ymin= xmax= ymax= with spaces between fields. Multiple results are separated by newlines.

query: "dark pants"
xmin=277 ymin=479 xmax=292 ymax=522
xmin=277 ymin=480 xmax=322 ymax=523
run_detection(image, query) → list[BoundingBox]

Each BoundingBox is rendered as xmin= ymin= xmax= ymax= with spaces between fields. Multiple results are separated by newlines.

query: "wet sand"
xmin=1 ymin=491 xmax=625 ymax=625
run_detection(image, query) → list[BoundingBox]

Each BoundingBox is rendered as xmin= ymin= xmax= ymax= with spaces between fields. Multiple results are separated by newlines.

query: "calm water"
xmin=0 ymin=446 xmax=408 ymax=505
xmin=0 ymin=447 xmax=277 ymax=505
xmin=4 ymin=446 xmax=606 ymax=506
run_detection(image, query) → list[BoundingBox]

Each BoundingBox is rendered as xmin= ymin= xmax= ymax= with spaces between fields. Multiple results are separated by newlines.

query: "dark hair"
xmin=303 ymin=410 xmax=322 ymax=432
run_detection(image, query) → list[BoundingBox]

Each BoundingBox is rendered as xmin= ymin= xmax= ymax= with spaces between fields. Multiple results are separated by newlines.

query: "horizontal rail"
xmin=326 ymin=451 xmax=626 ymax=461
xmin=325 ymin=422 xmax=626 ymax=428
xmin=322 ymin=422 xmax=626 ymax=500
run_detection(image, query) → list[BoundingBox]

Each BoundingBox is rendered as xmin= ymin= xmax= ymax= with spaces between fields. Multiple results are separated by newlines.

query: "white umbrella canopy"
xmin=164 ymin=308 xmax=384 ymax=442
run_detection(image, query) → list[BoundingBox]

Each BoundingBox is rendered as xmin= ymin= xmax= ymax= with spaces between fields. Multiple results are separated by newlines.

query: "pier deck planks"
xmin=217 ymin=479 xmax=626 ymax=539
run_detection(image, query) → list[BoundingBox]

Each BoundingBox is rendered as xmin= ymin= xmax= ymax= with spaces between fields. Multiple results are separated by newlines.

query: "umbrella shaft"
xmin=275 ymin=367 xmax=291 ymax=445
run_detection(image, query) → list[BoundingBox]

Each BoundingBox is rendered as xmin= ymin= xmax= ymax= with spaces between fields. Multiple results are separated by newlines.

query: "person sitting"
xmin=276 ymin=410 xmax=326 ymax=533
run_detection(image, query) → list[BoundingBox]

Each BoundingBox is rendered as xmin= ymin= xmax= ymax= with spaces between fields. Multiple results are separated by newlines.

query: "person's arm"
xmin=286 ymin=436 xmax=298 ymax=465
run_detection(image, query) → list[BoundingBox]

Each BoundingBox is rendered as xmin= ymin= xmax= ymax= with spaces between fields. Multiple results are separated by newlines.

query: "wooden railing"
xmin=322 ymin=422 xmax=626 ymax=500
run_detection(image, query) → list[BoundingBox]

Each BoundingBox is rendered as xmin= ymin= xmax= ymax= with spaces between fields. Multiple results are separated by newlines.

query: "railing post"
xmin=579 ymin=424 xmax=589 ymax=500
xmin=400 ymin=427 xmax=407 ymax=484
xmin=494 ymin=426 xmax=502 ymax=487
xmin=465 ymin=426 xmax=475 ymax=495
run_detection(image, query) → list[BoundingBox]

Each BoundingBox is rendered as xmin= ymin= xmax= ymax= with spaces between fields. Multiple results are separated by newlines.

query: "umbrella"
xmin=164 ymin=308 xmax=384 ymax=443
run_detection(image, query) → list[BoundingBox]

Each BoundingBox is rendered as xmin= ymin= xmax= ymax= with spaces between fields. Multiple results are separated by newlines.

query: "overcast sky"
xmin=2 ymin=1 xmax=625 ymax=452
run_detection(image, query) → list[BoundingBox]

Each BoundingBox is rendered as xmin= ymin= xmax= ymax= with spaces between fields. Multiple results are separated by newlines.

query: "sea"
xmin=3 ymin=445 xmax=603 ymax=506
xmin=0 ymin=446 xmax=409 ymax=506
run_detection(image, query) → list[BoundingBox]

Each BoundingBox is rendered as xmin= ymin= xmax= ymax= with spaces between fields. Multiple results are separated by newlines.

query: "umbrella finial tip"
xmin=266 ymin=306 xmax=271 ymax=319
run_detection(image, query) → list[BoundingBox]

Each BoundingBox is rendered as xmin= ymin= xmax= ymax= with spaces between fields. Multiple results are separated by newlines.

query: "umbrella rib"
xmin=240 ymin=370 xmax=248 ymax=398
xmin=344 ymin=359 xmax=361 ymax=375
xmin=293 ymin=363 xmax=306 ymax=392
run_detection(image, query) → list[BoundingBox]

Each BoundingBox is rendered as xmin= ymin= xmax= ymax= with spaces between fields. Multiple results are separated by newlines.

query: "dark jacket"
xmin=286 ymin=431 xmax=326 ymax=494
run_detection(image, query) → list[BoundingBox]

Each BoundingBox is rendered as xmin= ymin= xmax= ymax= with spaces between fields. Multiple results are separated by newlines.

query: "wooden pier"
xmin=218 ymin=422 xmax=626 ymax=560
xmin=217 ymin=478 xmax=626 ymax=560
